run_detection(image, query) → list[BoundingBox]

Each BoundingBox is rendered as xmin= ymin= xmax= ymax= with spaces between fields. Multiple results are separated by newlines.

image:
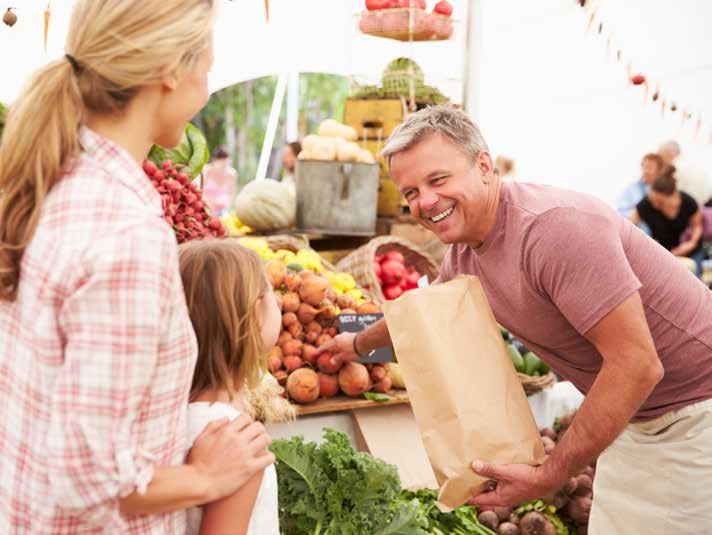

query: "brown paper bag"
xmin=382 ymin=275 xmax=545 ymax=511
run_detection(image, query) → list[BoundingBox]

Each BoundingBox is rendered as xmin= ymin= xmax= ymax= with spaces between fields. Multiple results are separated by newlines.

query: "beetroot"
xmin=338 ymin=362 xmax=370 ymax=397
xmin=317 ymin=372 xmax=339 ymax=398
xmin=520 ymin=512 xmax=555 ymax=535
xmin=383 ymin=284 xmax=404 ymax=300
xmin=380 ymin=259 xmax=405 ymax=285
xmin=566 ymin=496 xmax=592 ymax=525
xmin=478 ymin=511 xmax=499 ymax=530
xmin=383 ymin=250 xmax=405 ymax=264
xmin=498 ymin=523 xmax=520 ymax=535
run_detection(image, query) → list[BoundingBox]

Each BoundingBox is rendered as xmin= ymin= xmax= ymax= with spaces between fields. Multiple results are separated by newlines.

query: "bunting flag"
xmin=575 ymin=0 xmax=711 ymax=143
xmin=265 ymin=0 xmax=269 ymax=22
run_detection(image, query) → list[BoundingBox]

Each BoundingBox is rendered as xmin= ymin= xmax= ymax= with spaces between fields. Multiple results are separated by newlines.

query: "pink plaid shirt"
xmin=0 ymin=127 xmax=198 ymax=533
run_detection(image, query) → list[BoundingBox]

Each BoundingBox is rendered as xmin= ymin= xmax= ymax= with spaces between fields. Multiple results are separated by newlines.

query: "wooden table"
xmin=295 ymin=390 xmax=410 ymax=416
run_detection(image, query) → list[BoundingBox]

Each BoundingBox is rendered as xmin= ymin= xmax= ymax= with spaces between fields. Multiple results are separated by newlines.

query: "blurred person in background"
xmin=203 ymin=147 xmax=238 ymax=216
xmin=495 ymin=155 xmax=516 ymax=182
xmin=659 ymin=140 xmax=712 ymax=207
xmin=618 ymin=153 xmax=665 ymax=236
xmin=281 ymin=140 xmax=301 ymax=191
xmin=632 ymin=166 xmax=705 ymax=275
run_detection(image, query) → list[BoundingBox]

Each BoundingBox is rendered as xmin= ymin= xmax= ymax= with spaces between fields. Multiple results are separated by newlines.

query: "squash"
xmin=336 ymin=139 xmax=362 ymax=162
xmin=234 ymin=179 xmax=296 ymax=231
xmin=318 ymin=119 xmax=357 ymax=141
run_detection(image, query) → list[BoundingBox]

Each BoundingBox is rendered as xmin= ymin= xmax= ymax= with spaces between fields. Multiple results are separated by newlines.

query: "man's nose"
xmin=419 ymin=190 xmax=439 ymax=212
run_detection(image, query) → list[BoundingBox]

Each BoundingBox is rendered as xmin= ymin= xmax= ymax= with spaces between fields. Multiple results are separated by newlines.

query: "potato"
xmin=478 ymin=511 xmax=499 ymax=530
xmin=498 ymin=522 xmax=520 ymax=535
xmin=286 ymin=368 xmax=319 ymax=403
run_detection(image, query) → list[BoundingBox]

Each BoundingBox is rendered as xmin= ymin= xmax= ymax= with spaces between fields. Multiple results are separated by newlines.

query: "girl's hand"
xmin=188 ymin=415 xmax=274 ymax=501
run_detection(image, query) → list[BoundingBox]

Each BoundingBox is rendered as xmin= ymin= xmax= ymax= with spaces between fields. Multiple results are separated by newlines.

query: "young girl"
xmin=179 ymin=239 xmax=283 ymax=535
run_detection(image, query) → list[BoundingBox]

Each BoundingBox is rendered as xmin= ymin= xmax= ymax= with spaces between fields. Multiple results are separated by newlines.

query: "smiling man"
xmin=316 ymin=106 xmax=712 ymax=534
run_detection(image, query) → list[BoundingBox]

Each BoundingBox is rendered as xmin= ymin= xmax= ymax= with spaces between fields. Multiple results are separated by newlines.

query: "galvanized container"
xmin=295 ymin=160 xmax=380 ymax=236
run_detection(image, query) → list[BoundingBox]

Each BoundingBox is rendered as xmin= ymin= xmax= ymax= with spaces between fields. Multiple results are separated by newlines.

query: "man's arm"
xmin=470 ymin=292 xmax=664 ymax=507
xmin=540 ymin=291 xmax=663 ymax=479
xmin=314 ymin=318 xmax=392 ymax=363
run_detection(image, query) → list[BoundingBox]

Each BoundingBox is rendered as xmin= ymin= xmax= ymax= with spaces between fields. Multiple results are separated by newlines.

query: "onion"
xmin=297 ymin=303 xmax=319 ymax=325
xmin=284 ymin=273 xmax=301 ymax=292
xmin=336 ymin=293 xmax=357 ymax=309
xmin=282 ymin=312 xmax=298 ymax=328
xmin=282 ymin=292 xmax=301 ymax=313
xmin=306 ymin=321 xmax=322 ymax=334
xmin=288 ymin=321 xmax=303 ymax=340
xmin=277 ymin=330 xmax=292 ymax=346
xmin=265 ymin=260 xmax=286 ymax=289
xmin=357 ymin=301 xmax=381 ymax=314
xmin=299 ymin=276 xmax=328 ymax=306
xmin=316 ymin=333 xmax=332 ymax=347
xmin=305 ymin=331 xmax=318 ymax=344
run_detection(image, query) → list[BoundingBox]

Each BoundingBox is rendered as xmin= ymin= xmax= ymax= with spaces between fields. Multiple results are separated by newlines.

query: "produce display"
xmin=500 ymin=326 xmax=551 ymax=378
xmin=374 ymin=249 xmax=424 ymax=300
xmin=236 ymin=238 xmax=400 ymax=404
xmin=359 ymin=0 xmax=454 ymax=42
xmin=148 ymin=123 xmax=210 ymax=180
xmin=351 ymin=57 xmax=448 ymax=104
xmin=143 ymin=158 xmax=226 ymax=243
xmin=220 ymin=211 xmax=253 ymax=236
xmin=271 ymin=428 xmax=498 ymax=535
xmin=0 ymin=101 xmax=6 ymax=140
xmin=233 ymin=178 xmax=296 ymax=231
xmin=298 ymin=119 xmax=376 ymax=163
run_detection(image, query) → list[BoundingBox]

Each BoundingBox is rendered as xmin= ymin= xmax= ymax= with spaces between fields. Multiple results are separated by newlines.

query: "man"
xmin=616 ymin=152 xmax=664 ymax=219
xmin=202 ymin=147 xmax=238 ymax=216
xmin=659 ymin=139 xmax=712 ymax=207
xmin=317 ymin=106 xmax=712 ymax=534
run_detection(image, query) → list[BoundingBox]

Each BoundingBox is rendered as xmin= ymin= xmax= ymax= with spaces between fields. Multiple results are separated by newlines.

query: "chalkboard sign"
xmin=337 ymin=313 xmax=394 ymax=364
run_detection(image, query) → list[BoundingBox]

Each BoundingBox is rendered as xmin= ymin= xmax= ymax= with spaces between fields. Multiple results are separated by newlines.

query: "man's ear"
xmin=477 ymin=151 xmax=495 ymax=183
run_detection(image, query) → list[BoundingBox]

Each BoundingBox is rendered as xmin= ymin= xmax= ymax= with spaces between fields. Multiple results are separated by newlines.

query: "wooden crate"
xmin=344 ymin=98 xmax=407 ymax=140
xmin=362 ymin=139 xmax=388 ymax=178
xmin=377 ymin=178 xmax=402 ymax=217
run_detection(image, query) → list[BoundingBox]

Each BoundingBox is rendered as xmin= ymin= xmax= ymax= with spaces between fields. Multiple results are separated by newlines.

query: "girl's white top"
xmin=185 ymin=402 xmax=280 ymax=535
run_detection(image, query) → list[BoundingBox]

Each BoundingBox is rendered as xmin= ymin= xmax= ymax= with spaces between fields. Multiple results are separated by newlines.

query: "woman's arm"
xmin=199 ymin=470 xmax=265 ymax=535
xmin=672 ymin=210 xmax=703 ymax=256
xmin=630 ymin=208 xmax=641 ymax=225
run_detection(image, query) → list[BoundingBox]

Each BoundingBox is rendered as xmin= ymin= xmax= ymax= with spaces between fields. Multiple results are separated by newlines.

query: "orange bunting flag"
xmin=264 ymin=0 xmax=269 ymax=22
xmin=696 ymin=118 xmax=702 ymax=139
xmin=625 ymin=62 xmax=632 ymax=78
xmin=586 ymin=8 xmax=598 ymax=32
xmin=661 ymin=98 xmax=666 ymax=118
xmin=44 ymin=3 xmax=51 ymax=52
xmin=643 ymin=81 xmax=649 ymax=103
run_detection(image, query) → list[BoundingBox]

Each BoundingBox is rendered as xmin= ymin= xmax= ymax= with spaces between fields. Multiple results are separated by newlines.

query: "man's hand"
xmin=314 ymin=331 xmax=359 ymax=365
xmin=188 ymin=415 xmax=275 ymax=502
xmin=467 ymin=460 xmax=563 ymax=508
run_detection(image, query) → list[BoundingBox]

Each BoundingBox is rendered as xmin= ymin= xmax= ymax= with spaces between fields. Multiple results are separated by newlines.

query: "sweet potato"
xmin=338 ymin=362 xmax=370 ymax=397
xmin=317 ymin=372 xmax=339 ymax=398
xmin=478 ymin=511 xmax=499 ymax=530
xmin=286 ymin=368 xmax=319 ymax=403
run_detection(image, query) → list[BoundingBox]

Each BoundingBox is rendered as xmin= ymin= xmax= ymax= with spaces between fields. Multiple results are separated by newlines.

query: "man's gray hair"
xmin=381 ymin=105 xmax=490 ymax=165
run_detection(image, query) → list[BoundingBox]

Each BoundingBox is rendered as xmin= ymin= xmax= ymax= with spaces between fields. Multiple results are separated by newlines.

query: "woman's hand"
xmin=188 ymin=415 xmax=275 ymax=502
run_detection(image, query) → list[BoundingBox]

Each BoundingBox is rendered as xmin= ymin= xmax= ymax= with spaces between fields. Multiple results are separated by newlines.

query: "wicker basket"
xmin=358 ymin=8 xmax=453 ymax=41
xmin=336 ymin=235 xmax=439 ymax=302
xmin=263 ymin=234 xmax=310 ymax=253
xmin=518 ymin=371 xmax=557 ymax=396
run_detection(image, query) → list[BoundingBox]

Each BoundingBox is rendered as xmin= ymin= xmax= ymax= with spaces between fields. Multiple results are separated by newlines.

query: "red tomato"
xmin=433 ymin=0 xmax=453 ymax=16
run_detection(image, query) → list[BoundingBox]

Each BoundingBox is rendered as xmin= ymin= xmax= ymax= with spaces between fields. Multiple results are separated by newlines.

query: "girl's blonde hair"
xmin=0 ymin=0 xmax=216 ymax=301
xmin=179 ymin=240 xmax=269 ymax=401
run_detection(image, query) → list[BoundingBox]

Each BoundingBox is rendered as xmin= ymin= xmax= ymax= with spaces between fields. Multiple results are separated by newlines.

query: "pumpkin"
xmin=234 ymin=179 xmax=296 ymax=231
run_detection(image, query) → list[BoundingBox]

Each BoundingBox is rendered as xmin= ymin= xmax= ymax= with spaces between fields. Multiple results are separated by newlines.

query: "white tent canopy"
xmin=1 ymin=0 xmax=711 ymax=204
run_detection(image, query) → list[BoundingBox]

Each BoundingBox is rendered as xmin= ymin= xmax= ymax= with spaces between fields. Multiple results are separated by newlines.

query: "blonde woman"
xmin=0 ymin=1 xmax=274 ymax=533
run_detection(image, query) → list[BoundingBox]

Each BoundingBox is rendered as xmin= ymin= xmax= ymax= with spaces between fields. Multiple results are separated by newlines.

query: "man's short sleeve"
xmin=522 ymin=208 xmax=642 ymax=335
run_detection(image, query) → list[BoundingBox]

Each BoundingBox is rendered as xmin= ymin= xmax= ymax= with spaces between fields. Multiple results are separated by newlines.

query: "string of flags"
xmin=574 ymin=0 xmax=711 ymax=144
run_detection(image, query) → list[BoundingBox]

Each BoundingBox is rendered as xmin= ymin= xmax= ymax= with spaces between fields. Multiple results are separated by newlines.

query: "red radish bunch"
xmin=143 ymin=159 xmax=226 ymax=243
xmin=374 ymin=250 xmax=423 ymax=300
xmin=433 ymin=0 xmax=452 ymax=16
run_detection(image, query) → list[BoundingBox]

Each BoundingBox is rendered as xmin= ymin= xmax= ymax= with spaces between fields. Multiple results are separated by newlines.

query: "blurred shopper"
xmin=659 ymin=140 xmax=712 ymax=207
xmin=281 ymin=140 xmax=301 ymax=190
xmin=203 ymin=147 xmax=238 ymax=216
xmin=495 ymin=155 xmax=516 ymax=182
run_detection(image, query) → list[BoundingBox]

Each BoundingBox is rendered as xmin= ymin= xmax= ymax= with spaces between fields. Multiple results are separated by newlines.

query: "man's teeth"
xmin=431 ymin=207 xmax=454 ymax=223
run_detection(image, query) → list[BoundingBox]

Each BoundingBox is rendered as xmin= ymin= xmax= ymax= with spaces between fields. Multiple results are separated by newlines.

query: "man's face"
xmin=390 ymin=132 xmax=493 ymax=245
xmin=641 ymin=159 xmax=661 ymax=183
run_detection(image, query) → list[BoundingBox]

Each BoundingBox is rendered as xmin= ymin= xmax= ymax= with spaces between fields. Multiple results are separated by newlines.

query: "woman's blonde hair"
xmin=179 ymin=239 xmax=270 ymax=402
xmin=0 ymin=0 xmax=216 ymax=301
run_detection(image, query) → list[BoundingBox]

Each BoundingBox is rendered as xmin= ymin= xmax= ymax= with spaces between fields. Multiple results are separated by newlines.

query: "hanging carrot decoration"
xmin=643 ymin=80 xmax=649 ymax=103
xmin=652 ymin=85 xmax=660 ymax=102
xmin=586 ymin=8 xmax=598 ymax=32
xmin=264 ymin=0 xmax=269 ymax=22
xmin=670 ymin=102 xmax=678 ymax=113
xmin=625 ymin=62 xmax=632 ymax=79
xmin=661 ymin=98 xmax=666 ymax=118
xmin=695 ymin=118 xmax=702 ymax=139
xmin=44 ymin=3 xmax=51 ymax=52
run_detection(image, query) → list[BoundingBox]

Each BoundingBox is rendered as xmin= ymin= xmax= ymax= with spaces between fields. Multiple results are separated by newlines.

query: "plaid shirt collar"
xmin=79 ymin=126 xmax=163 ymax=217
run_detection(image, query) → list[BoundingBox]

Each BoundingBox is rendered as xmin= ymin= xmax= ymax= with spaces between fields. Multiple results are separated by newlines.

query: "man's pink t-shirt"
xmin=437 ymin=182 xmax=712 ymax=420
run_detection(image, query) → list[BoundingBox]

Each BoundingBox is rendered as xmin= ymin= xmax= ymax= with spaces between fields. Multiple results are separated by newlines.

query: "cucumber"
xmin=507 ymin=344 xmax=524 ymax=373
xmin=538 ymin=360 xmax=551 ymax=375
xmin=523 ymin=352 xmax=542 ymax=376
